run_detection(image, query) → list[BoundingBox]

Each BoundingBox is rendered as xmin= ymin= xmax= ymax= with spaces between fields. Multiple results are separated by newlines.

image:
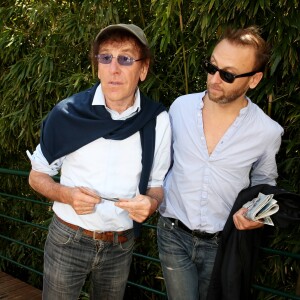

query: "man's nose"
xmin=210 ymin=71 xmax=223 ymax=83
xmin=109 ymin=57 xmax=121 ymax=73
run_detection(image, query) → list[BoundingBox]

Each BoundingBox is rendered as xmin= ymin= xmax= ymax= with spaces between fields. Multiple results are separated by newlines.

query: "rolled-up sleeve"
xmin=26 ymin=144 xmax=64 ymax=176
xmin=148 ymin=111 xmax=172 ymax=187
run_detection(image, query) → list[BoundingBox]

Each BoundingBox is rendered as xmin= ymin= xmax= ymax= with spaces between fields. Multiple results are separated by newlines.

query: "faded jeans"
xmin=42 ymin=214 xmax=134 ymax=300
xmin=157 ymin=215 xmax=219 ymax=300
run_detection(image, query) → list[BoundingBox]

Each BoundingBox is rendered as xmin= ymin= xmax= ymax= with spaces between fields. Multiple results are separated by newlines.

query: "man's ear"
xmin=139 ymin=59 xmax=150 ymax=82
xmin=249 ymin=72 xmax=263 ymax=89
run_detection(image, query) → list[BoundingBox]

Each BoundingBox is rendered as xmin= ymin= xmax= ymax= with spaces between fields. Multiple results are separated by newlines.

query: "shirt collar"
xmin=92 ymin=83 xmax=141 ymax=118
xmin=201 ymin=91 xmax=250 ymax=115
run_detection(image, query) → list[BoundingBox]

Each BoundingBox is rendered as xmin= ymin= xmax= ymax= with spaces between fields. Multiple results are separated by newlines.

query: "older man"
xmin=27 ymin=24 xmax=171 ymax=299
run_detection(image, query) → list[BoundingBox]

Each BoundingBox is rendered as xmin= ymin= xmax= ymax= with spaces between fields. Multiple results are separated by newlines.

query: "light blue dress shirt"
xmin=159 ymin=91 xmax=283 ymax=233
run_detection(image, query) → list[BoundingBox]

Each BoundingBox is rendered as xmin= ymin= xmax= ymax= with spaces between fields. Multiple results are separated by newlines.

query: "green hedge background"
xmin=1 ymin=0 xmax=299 ymax=299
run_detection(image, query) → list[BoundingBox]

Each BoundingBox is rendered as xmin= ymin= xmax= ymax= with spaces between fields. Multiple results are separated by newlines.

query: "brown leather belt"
xmin=56 ymin=215 xmax=129 ymax=243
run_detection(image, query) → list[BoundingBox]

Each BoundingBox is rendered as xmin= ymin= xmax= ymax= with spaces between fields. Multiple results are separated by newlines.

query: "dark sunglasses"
xmin=203 ymin=60 xmax=258 ymax=83
xmin=95 ymin=54 xmax=144 ymax=66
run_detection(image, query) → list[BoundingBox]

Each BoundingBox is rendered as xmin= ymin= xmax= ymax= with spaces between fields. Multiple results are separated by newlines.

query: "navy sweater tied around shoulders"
xmin=40 ymin=82 xmax=166 ymax=236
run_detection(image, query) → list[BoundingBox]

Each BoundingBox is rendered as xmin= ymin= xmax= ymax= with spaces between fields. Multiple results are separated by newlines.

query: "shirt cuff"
xmin=26 ymin=145 xmax=61 ymax=176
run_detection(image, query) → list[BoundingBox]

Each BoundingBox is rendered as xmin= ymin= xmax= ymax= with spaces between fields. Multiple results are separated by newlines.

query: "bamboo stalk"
xmin=178 ymin=2 xmax=188 ymax=94
xmin=268 ymin=94 xmax=273 ymax=116
xmin=137 ymin=0 xmax=145 ymax=28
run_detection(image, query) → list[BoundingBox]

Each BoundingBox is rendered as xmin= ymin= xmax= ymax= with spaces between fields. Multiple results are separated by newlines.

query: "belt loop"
xmin=113 ymin=232 xmax=118 ymax=245
xmin=74 ymin=227 xmax=84 ymax=242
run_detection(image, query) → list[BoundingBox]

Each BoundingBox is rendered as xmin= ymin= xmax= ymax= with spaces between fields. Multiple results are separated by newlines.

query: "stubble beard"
xmin=207 ymin=83 xmax=249 ymax=104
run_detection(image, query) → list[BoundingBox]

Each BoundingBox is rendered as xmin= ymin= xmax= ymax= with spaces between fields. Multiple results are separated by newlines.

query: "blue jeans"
xmin=157 ymin=216 xmax=219 ymax=300
xmin=42 ymin=215 xmax=134 ymax=300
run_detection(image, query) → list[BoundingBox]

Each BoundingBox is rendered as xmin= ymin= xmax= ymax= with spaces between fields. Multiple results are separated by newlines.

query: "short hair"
xmin=217 ymin=26 xmax=270 ymax=72
xmin=91 ymin=28 xmax=152 ymax=71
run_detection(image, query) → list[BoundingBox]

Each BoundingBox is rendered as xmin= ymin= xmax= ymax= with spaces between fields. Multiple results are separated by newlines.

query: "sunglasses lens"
xmin=204 ymin=61 xmax=217 ymax=75
xmin=220 ymin=71 xmax=235 ymax=83
xmin=97 ymin=54 xmax=112 ymax=64
xmin=204 ymin=61 xmax=236 ymax=84
xmin=117 ymin=55 xmax=134 ymax=66
xmin=97 ymin=54 xmax=137 ymax=66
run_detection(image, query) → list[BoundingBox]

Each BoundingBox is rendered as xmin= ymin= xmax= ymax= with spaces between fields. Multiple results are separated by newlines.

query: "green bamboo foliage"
xmin=1 ymin=0 xmax=300 ymax=298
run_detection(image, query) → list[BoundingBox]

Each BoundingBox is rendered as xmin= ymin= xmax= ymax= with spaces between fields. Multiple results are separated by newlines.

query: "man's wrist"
xmin=150 ymin=196 xmax=160 ymax=213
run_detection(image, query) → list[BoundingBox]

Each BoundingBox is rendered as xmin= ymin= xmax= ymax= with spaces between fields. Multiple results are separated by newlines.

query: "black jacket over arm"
xmin=207 ymin=184 xmax=300 ymax=300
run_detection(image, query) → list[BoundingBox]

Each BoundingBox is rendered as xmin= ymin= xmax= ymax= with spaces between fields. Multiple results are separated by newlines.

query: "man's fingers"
xmin=70 ymin=187 xmax=101 ymax=214
xmin=115 ymin=199 xmax=132 ymax=209
xmin=76 ymin=187 xmax=100 ymax=203
xmin=233 ymin=209 xmax=264 ymax=230
xmin=78 ymin=186 xmax=100 ymax=200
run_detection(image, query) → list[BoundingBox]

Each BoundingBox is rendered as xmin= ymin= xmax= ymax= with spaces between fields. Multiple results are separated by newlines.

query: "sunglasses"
xmin=95 ymin=54 xmax=144 ymax=66
xmin=203 ymin=60 xmax=258 ymax=83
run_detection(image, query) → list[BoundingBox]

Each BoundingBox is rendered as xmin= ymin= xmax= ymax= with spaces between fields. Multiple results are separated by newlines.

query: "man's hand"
xmin=233 ymin=207 xmax=264 ymax=230
xmin=28 ymin=170 xmax=100 ymax=215
xmin=115 ymin=194 xmax=157 ymax=222
xmin=71 ymin=186 xmax=101 ymax=215
xmin=115 ymin=187 xmax=163 ymax=222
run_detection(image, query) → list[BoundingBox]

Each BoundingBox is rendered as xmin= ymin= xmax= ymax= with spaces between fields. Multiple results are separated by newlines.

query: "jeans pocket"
xmin=212 ymin=236 xmax=220 ymax=246
xmin=47 ymin=217 xmax=73 ymax=246
xmin=204 ymin=236 xmax=220 ymax=247
xmin=157 ymin=216 xmax=173 ymax=231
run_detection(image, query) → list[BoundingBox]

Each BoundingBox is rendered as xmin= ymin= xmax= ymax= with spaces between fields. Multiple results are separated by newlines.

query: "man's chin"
xmin=207 ymin=91 xmax=225 ymax=103
xmin=210 ymin=96 xmax=233 ymax=105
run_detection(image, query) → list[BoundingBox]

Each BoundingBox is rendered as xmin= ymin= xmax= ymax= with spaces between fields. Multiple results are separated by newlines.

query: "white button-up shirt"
xmin=28 ymin=85 xmax=171 ymax=231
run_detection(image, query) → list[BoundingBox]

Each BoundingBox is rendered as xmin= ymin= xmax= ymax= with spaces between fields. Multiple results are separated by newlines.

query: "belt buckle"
xmin=93 ymin=230 xmax=104 ymax=240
